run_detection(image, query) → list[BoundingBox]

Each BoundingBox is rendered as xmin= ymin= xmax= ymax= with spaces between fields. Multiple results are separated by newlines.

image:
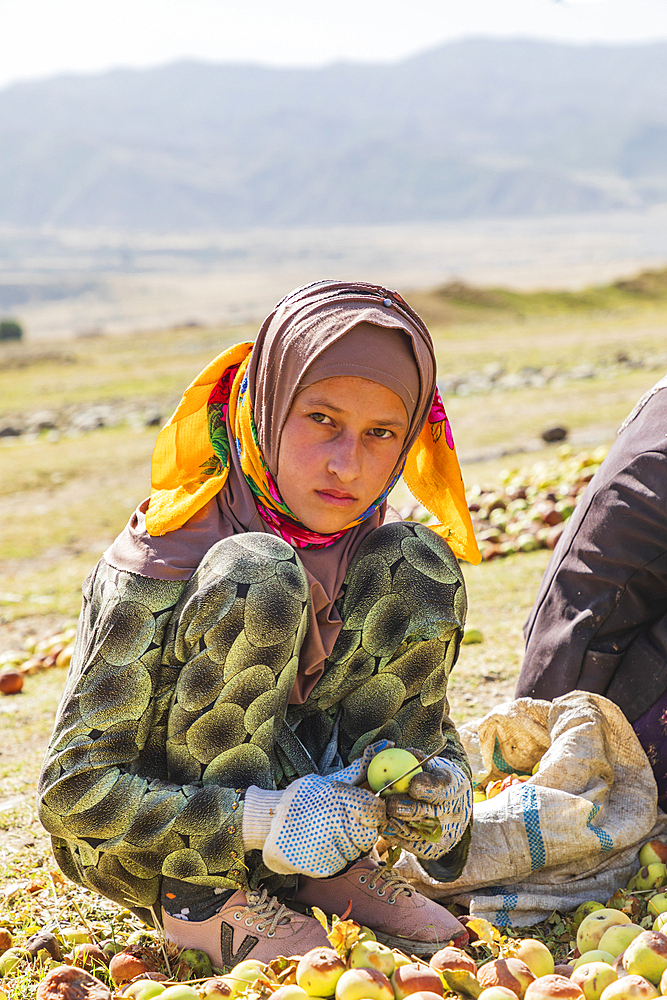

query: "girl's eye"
xmin=370 ymin=427 xmax=393 ymax=439
xmin=310 ymin=412 xmax=333 ymax=425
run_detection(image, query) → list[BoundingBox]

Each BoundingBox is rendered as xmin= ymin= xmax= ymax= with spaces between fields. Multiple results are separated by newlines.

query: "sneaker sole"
xmin=373 ymin=927 xmax=468 ymax=956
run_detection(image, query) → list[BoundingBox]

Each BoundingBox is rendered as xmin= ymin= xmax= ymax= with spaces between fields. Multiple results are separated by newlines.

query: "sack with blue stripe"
xmin=393 ymin=691 xmax=667 ymax=926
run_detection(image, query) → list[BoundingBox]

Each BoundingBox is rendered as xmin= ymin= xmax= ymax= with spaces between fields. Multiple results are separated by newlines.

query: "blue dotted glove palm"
xmin=262 ymin=772 xmax=387 ymax=877
xmin=383 ymin=754 xmax=472 ymax=860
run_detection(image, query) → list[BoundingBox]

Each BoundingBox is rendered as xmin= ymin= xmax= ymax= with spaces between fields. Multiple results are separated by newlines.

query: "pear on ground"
xmin=516 ymin=940 xmax=555 ymax=978
xmin=573 ymin=953 xmax=616 ymax=970
xmin=132 ymin=985 xmax=168 ymax=1000
xmin=335 ymin=968 xmax=394 ymax=1000
xmin=199 ymin=982 xmax=236 ymax=1000
xmin=573 ymin=904 xmax=607 ymax=932
xmin=523 ymin=975 xmax=584 ymax=1000
xmin=349 ymin=941 xmax=395 ymax=979
xmin=571 ymin=962 xmax=618 ymax=1000
xmin=224 ymin=960 xmax=271 ymax=998
xmin=124 ymin=983 xmax=167 ymax=1000
xmin=598 ymin=926 xmax=644 ymax=959
xmin=622 ymin=932 xmax=667 ymax=986
xmin=478 ymin=990 xmax=520 ymax=1000
xmin=159 ymin=989 xmax=200 ymax=1000
xmin=634 ymin=866 xmax=667 ymax=892
xmin=59 ymin=928 xmax=93 ymax=946
xmin=639 ymin=842 xmax=667 ymax=867
xmin=430 ymin=948 xmax=477 ymax=977
xmin=611 ymin=954 xmax=630 ymax=979
xmin=648 ymin=894 xmax=667 ymax=918
xmin=398 ymin=993 xmax=442 ymax=1000
xmin=477 ymin=959 xmax=535 ymax=999
xmin=271 ymin=989 xmax=311 ymax=1000
xmin=660 ymin=967 xmax=667 ymax=995
xmin=391 ymin=962 xmax=444 ymax=999
xmin=599 ymin=975 xmax=659 ymax=1000
xmin=653 ymin=913 xmax=667 ymax=934
xmin=297 ymin=949 xmax=346 ymax=998
xmin=577 ymin=910 xmax=632 ymax=956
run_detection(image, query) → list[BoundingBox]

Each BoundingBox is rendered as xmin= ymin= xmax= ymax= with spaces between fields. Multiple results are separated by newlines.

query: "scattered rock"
xmin=0 ymin=421 xmax=23 ymax=437
xmin=542 ymin=426 xmax=568 ymax=443
xmin=70 ymin=407 xmax=112 ymax=432
xmin=0 ymin=350 xmax=76 ymax=370
xmin=0 ymin=395 xmax=174 ymax=441
xmin=143 ymin=407 xmax=162 ymax=427
xmin=27 ymin=410 xmax=58 ymax=432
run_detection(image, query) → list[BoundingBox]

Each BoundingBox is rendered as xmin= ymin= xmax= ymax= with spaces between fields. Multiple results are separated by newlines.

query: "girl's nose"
xmin=327 ymin=434 xmax=361 ymax=481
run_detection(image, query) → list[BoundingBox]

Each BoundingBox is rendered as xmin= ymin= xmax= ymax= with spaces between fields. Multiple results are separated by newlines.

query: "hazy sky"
xmin=1 ymin=0 xmax=667 ymax=90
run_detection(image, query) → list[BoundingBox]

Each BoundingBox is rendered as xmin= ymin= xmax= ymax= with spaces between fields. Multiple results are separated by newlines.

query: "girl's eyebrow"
xmin=304 ymin=397 xmax=343 ymax=413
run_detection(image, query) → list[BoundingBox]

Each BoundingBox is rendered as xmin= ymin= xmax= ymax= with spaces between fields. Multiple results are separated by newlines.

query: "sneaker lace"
xmin=366 ymin=864 xmax=414 ymax=903
xmin=243 ymin=887 xmax=293 ymax=933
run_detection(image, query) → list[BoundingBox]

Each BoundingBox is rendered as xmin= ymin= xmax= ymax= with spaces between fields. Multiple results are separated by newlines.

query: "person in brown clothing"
xmin=516 ymin=374 xmax=667 ymax=806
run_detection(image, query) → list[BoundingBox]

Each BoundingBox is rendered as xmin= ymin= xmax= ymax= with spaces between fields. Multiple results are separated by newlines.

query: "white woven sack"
xmin=395 ymin=691 xmax=662 ymax=925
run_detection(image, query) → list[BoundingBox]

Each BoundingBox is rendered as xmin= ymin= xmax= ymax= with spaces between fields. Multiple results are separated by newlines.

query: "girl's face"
xmin=277 ymin=376 xmax=409 ymax=534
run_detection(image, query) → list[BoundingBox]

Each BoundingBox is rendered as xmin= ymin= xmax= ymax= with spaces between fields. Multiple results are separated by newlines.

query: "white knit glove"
xmin=242 ymin=741 xmax=392 ymax=877
xmin=263 ymin=774 xmax=386 ymax=877
xmin=383 ymin=756 xmax=472 ymax=860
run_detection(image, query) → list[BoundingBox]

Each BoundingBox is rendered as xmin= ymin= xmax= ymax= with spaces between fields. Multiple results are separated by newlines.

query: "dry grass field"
xmin=1 ymin=282 xmax=667 ymax=868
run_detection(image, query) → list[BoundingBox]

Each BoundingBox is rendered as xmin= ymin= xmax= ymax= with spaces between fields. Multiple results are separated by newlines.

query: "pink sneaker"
xmin=294 ymin=858 xmax=468 ymax=956
xmin=163 ymin=887 xmax=328 ymax=968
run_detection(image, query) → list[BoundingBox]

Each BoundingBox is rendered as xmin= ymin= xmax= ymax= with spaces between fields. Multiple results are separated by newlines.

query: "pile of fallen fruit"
xmin=0 ymin=624 xmax=76 ymax=695
xmin=399 ymin=446 xmax=608 ymax=563
xmin=464 ymin=446 xmax=608 ymax=562
xmin=5 ymin=838 xmax=667 ymax=1000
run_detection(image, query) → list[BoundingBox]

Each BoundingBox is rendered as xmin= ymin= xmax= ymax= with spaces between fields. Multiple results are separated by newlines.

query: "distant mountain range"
xmin=1 ymin=38 xmax=667 ymax=230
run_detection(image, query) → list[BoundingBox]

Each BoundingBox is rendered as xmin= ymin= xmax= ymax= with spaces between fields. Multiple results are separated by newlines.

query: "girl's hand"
xmin=382 ymin=757 xmax=472 ymax=859
xmin=261 ymin=775 xmax=387 ymax=877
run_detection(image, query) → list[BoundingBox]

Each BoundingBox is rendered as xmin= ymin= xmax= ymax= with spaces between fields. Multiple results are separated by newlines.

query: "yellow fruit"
xmin=367 ymin=749 xmax=422 ymax=796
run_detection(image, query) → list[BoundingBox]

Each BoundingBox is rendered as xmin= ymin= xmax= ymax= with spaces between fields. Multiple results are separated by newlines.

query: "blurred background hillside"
xmin=3 ymin=38 xmax=667 ymax=230
xmin=4 ymin=30 xmax=667 ymax=338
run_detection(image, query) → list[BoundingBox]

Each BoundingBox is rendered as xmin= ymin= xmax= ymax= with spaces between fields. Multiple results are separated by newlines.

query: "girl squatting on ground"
xmin=37 ymin=280 xmax=481 ymax=964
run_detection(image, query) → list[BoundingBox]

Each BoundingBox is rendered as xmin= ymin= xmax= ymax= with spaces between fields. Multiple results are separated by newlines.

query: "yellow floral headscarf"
xmin=146 ymin=282 xmax=480 ymax=564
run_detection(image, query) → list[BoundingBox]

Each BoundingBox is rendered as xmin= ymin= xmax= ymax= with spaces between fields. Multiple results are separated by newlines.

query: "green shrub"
xmin=0 ymin=319 xmax=23 ymax=341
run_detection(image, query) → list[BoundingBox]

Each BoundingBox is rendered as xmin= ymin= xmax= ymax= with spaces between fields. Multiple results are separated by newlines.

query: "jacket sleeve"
xmin=37 ymin=558 xmax=250 ymax=915
xmin=516 ymin=385 xmax=667 ymax=723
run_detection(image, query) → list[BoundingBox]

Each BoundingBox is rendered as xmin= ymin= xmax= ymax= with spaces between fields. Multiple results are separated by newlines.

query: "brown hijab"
xmin=106 ymin=280 xmax=438 ymax=703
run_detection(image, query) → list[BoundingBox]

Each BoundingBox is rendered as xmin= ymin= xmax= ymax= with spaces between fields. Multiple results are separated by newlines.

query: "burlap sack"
xmin=394 ymin=692 xmax=667 ymax=925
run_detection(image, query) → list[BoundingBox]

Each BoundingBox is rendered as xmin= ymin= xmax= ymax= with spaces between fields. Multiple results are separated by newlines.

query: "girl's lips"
xmin=316 ymin=489 xmax=357 ymax=507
